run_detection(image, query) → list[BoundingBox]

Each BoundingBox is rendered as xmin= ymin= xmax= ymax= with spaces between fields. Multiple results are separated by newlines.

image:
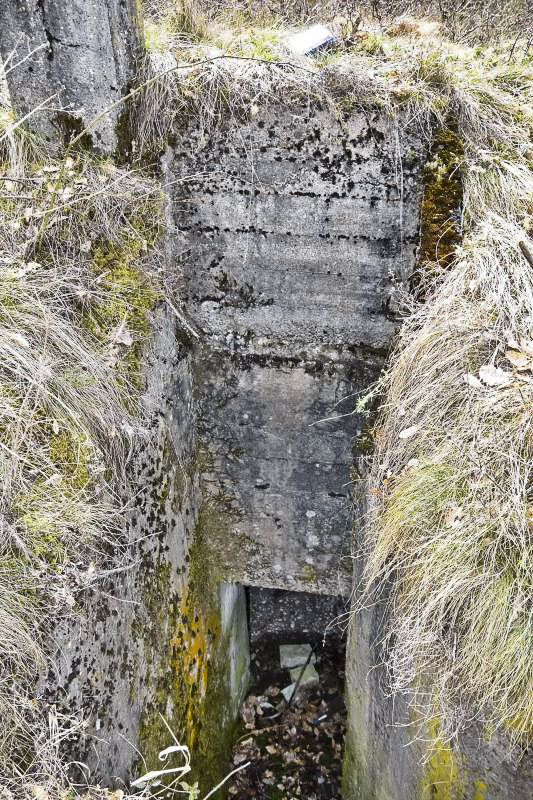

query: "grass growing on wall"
xmin=0 ymin=80 xmax=166 ymax=795
xmin=356 ymin=40 xmax=533 ymax=751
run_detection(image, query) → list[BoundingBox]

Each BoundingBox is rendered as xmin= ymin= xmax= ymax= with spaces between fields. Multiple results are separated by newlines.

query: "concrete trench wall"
xmin=39 ymin=95 xmax=428 ymax=789
xmin=4 ymin=5 xmax=532 ymax=793
xmin=342 ymin=488 xmax=533 ymax=800
xmin=0 ymin=0 xmax=142 ymax=151
xmin=167 ymin=102 xmax=426 ymax=596
xmin=343 ymin=585 xmax=533 ymax=800
xmin=44 ymin=309 xmax=250 ymax=789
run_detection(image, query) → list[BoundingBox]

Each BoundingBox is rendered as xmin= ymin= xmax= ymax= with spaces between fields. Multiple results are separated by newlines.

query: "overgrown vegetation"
xmin=0 ymin=79 xmax=166 ymax=796
xmin=142 ymin=0 xmax=533 ymax=45
xmin=355 ymin=37 xmax=533 ymax=751
xmin=2 ymin=0 xmax=533 ymax=793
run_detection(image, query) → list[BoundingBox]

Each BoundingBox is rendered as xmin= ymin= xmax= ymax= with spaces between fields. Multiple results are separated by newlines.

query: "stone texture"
xmin=167 ymin=103 xmax=426 ymax=595
xmin=0 ymin=0 xmax=142 ymax=151
xmin=249 ymin=587 xmax=346 ymax=642
xmin=280 ymin=643 xmax=316 ymax=669
xmin=42 ymin=307 xmax=249 ymax=788
xmin=343 ymin=507 xmax=533 ymax=800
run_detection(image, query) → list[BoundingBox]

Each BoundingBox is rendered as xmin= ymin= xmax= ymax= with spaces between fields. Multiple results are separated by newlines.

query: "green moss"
xmin=86 ymin=212 xmax=162 ymax=387
xmin=48 ymin=428 xmax=92 ymax=490
xmin=342 ymin=722 xmax=373 ymax=800
xmin=384 ymin=464 xmax=465 ymax=536
xmin=136 ymin=549 xmax=239 ymax=798
xmin=187 ymin=503 xmax=226 ymax=612
xmin=135 ymin=431 xmax=243 ymax=798
xmin=417 ymin=125 xmax=464 ymax=288
xmin=357 ymin=34 xmax=386 ymax=57
xmin=234 ymin=26 xmax=285 ymax=60
xmin=301 ymin=563 xmax=318 ymax=587
xmin=11 ymin=422 xmax=95 ymax=564
xmin=14 ymin=484 xmax=68 ymax=563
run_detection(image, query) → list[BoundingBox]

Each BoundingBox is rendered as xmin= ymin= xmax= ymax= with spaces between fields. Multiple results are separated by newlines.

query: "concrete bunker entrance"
xmin=225 ymin=584 xmax=348 ymax=798
xmin=170 ymin=99 xmax=425 ymax=597
xmin=169 ymin=99 xmax=426 ymax=793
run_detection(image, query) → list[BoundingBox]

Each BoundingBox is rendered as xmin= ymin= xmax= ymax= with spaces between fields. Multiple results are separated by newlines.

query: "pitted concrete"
xmin=167 ymin=103 xmax=426 ymax=594
xmin=0 ymin=0 xmax=142 ymax=151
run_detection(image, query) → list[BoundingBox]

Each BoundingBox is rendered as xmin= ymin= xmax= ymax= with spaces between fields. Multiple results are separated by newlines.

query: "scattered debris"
xmin=228 ymin=636 xmax=346 ymax=799
xmin=398 ymin=425 xmax=418 ymax=439
xmin=281 ymin=682 xmax=297 ymax=703
xmin=289 ymin=663 xmax=319 ymax=688
xmin=478 ymin=364 xmax=511 ymax=387
xmin=285 ymin=24 xmax=336 ymax=57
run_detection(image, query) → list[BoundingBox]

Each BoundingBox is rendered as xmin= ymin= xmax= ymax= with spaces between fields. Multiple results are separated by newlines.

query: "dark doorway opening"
xmin=227 ymin=588 xmax=347 ymax=799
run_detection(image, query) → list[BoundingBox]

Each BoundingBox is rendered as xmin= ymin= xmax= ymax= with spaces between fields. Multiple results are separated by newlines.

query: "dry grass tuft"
xmin=0 ymin=76 xmax=166 ymax=794
xmin=361 ymin=48 xmax=533 ymax=748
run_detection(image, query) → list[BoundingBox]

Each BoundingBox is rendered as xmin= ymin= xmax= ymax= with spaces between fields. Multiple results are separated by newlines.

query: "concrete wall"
xmin=0 ymin=0 xmax=142 ymax=151
xmin=343 ymin=529 xmax=533 ymax=800
xmin=249 ymin=586 xmax=346 ymax=642
xmin=43 ymin=308 xmax=250 ymax=790
xmin=167 ymin=103 xmax=426 ymax=596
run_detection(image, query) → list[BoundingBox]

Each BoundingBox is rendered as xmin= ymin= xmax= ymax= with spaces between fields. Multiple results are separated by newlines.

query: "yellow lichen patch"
xmin=137 ymin=501 xmax=243 ymax=796
xmin=136 ymin=555 xmax=224 ymax=782
xmin=172 ymin=588 xmax=221 ymax=749
xmin=423 ymin=718 xmax=462 ymax=800
xmin=473 ymin=780 xmax=487 ymax=800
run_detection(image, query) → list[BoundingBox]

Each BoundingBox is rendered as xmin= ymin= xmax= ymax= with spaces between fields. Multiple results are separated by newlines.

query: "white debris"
xmin=285 ymin=24 xmax=336 ymax=56
xmin=281 ymin=682 xmax=297 ymax=703
xmin=279 ymin=643 xmax=316 ymax=669
xmin=290 ymin=663 xmax=319 ymax=688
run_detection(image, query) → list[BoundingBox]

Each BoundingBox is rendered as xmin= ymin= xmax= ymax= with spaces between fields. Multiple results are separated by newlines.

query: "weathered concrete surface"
xmin=167 ymin=103 xmax=426 ymax=595
xmin=0 ymin=0 xmax=142 ymax=151
xmin=249 ymin=586 xmax=346 ymax=642
xmin=343 ymin=538 xmax=533 ymax=799
xmin=42 ymin=307 xmax=249 ymax=788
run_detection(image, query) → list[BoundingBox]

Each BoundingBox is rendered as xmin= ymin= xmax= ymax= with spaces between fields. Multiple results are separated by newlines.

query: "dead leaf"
xmin=26 ymin=784 xmax=49 ymax=799
xmin=519 ymin=337 xmax=533 ymax=357
xmin=444 ymin=506 xmax=463 ymax=528
xmin=399 ymin=425 xmax=418 ymax=439
xmin=110 ymin=322 xmax=133 ymax=347
xmin=266 ymin=745 xmax=277 ymax=755
xmin=478 ymin=364 xmax=511 ymax=387
xmin=6 ymin=331 xmax=30 ymax=348
xmin=505 ymin=349 xmax=531 ymax=369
